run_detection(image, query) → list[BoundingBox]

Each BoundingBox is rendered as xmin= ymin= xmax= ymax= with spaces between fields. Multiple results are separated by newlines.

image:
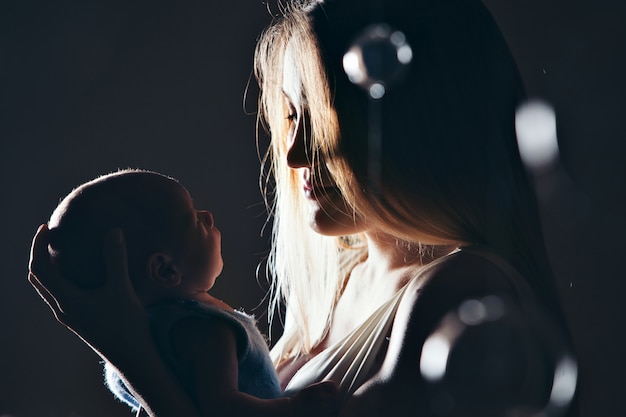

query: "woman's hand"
xmin=291 ymin=381 xmax=339 ymax=417
xmin=28 ymin=224 xmax=149 ymax=358
xmin=29 ymin=225 xmax=205 ymax=417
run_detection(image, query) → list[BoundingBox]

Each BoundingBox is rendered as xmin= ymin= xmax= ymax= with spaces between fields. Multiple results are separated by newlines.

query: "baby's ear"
xmin=146 ymin=252 xmax=182 ymax=288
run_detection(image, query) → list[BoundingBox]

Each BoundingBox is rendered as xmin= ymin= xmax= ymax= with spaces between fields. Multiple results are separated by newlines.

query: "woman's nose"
xmin=286 ymin=115 xmax=312 ymax=168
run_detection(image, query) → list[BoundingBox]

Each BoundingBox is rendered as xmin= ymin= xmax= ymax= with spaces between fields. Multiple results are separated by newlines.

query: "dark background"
xmin=1 ymin=1 xmax=624 ymax=416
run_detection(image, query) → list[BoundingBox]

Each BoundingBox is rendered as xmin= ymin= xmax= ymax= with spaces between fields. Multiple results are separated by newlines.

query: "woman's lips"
xmin=302 ymin=167 xmax=339 ymax=200
xmin=303 ymin=181 xmax=338 ymax=200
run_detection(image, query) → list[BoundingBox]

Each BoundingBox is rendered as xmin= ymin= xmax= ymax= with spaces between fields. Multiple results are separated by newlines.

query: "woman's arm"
xmin=29 ymin=225 xmax=203 ymax=417
xmin=172 ymin=316 xmax=337 ymax=417
xmin=29 ymin=225 xmax=336 ymax=417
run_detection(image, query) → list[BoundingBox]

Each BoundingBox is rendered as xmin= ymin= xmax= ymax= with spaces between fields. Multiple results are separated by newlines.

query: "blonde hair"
xmin=255 ymin=3 xmax=363 ymax=362
xmin=255 ymin=0 xmax=559 ymax=363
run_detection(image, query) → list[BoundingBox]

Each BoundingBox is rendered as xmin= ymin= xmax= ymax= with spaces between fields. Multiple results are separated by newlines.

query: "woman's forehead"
xmin=282 ymin=41 xmax=302 ymax=104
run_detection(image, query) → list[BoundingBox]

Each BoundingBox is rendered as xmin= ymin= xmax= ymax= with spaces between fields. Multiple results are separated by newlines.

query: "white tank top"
xmin=283 ymin=247 xmax=533 ymax=401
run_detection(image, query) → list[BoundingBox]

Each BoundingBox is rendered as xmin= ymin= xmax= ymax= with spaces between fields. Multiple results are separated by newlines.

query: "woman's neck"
xmin=361 ymin=231 xmax=461 ymax=284
xmin=326 ymin=232 xmax=459 ymax=346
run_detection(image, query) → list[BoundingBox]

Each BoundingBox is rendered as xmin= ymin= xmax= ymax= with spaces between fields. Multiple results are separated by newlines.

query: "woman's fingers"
xmin=28 ymin=272 xmax=65 ymax=322
xmin=28 ymin=224 xmax=79 ymax=303
xmin=28 ymin=224 xmax=76 ymax=324
xmin=102 ymin=228 xmax=141 ymax=306
xmin=29 ymin=226 xmax=144 ymax=339
xmin=28 ymin=224 xmax=51 ymax=278
xmin=102 ymin=228 xmax=130 ymax=289
xmin=28 ymin=224 xmax=62 ymax=307
xmin=101 ymin=228 xmax=148 ymax=338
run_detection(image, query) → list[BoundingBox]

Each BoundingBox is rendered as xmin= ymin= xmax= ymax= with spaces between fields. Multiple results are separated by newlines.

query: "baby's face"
xmin=155 ymin=178 xmax=223 ymax=292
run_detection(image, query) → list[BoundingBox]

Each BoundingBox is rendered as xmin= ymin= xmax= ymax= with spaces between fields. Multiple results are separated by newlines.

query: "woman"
xmin=254 ymin=0 xmax=574 ymax=414
xmin=29 ymin=0 xmax=575 ymax=416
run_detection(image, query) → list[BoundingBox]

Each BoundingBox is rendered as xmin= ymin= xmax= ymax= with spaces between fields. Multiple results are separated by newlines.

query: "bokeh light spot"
xmin=550 ymin=356 xmax=578 ymax=406
xmin=515 ymin=100 xmax=559 ymax=169
xmin=369 ymin=83 xmax=386 ymax=99
xmin=420 ymin=334 xmax=452 ymax=382
xmin=342 ymin=24 xmax=412 ymax=98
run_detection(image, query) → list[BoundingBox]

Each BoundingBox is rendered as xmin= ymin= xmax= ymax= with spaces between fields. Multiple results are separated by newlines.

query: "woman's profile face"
xmin=281 ymin=41 xmax=366 ymax=237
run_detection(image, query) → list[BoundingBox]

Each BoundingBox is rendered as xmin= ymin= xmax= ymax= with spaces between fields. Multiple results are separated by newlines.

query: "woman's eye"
xmin=286 ymin=104 xmax=297 ymax=121
xmin=284 ymin=97 xmax=298 ymax=121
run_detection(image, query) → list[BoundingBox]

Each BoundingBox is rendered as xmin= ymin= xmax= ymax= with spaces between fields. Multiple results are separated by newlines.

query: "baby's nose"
xmin=197 ymin=210 xmax=214 ymax=228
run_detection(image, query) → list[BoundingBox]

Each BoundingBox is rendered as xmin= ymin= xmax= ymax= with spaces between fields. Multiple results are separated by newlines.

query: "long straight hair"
xmin=255 ymin=0 xmax=564 ymax=363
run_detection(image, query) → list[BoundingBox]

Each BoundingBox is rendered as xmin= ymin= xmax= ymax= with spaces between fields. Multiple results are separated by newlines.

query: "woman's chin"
xmin=306 ymin=203 xmax=364 ymax=237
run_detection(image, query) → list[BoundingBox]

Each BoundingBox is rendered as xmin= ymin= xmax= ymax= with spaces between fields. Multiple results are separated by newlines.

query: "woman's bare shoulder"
xmin=406 ymin=249 xmax=520 ymax=309
xmin=380 ymin=249 xmax=522 ymax=378
xmin=339 ymin=250 xmax=530 ymax=416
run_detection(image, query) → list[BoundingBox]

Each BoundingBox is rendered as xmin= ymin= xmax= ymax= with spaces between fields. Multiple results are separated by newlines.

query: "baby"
xmin=46 ymin=168 xmax=335 ymax=417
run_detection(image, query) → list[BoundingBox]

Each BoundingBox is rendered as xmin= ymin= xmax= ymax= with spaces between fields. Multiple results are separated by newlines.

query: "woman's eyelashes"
xmin=283 ymin=95 xmax=299 ymax=121
xmin=285 ymin=103 xmax=298 ymax=121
